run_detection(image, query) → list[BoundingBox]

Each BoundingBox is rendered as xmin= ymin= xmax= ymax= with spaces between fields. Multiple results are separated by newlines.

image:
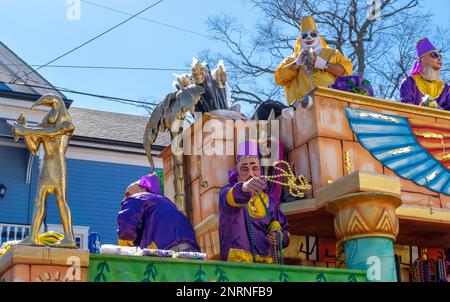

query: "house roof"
xmin=0 ymin=108 xmax=170 ymax=150
xmin=0 ymin=42 xmax=169 ymax=149
xmin=69 ymin=107 xmax=170 ymax=149
xmin=0 ymin=41 xmax=71 ymax=106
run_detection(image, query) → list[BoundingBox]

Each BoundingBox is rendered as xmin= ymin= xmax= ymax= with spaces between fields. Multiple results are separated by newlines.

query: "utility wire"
xmin=0 ymin=71 xmax=158 ymax=108
xmin=33 ymin=64 xmax=188 ymax=72
xmin=81 ymin=0 xmax=210 ymax=39
xmin=1 ymin=63 xmax=188 ymax=72
xmin=24 ymin=0 xmax=165 ymax=78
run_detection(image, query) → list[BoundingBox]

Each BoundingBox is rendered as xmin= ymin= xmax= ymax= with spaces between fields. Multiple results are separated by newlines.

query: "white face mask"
xmin=301 ymin=30 xmax=322 ymax=53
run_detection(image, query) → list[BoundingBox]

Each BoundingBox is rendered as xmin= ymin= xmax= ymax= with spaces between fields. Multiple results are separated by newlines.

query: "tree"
xmin=204 ymin=0 xmax=449 ymax=106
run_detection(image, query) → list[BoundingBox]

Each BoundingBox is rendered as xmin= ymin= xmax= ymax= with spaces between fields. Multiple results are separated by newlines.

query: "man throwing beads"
xmin=218 ymin=141 xmax=290 ymax=264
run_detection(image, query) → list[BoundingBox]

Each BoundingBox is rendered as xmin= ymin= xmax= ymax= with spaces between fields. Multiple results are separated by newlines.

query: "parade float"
xmin=1 ymin=81 xmax=449 ymax=282
xmin=1 ymin=17 xmax=449 ymax=283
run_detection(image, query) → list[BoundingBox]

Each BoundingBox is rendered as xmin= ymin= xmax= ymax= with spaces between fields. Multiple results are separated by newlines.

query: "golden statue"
xmin=12 ymin=94 xmax=77 ymax=248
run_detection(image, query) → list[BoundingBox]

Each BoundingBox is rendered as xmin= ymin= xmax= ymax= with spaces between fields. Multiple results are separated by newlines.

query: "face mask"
xmin=301 ymin=30 xmax=322 ymax=53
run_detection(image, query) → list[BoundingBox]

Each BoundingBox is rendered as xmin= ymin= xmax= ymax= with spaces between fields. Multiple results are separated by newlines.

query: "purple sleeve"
xmin=443 ymin=85 xmax=450 ymax=110
xmin=232 ymin=182 xmax=252 ymax=204
xmin=219 ymin=183 xmax=252 ymax=215
xmin=117 ymin=198 xmax=145 ymax=242
xmin=400 ymin=77 xmax=420 ymax=105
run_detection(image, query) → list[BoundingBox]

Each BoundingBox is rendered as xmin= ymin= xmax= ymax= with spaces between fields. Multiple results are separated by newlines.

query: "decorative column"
xmin=318 ymin=171 xmax=402 ymax=282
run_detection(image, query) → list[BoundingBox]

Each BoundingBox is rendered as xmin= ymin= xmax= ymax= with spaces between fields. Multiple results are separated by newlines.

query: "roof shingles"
xmin=69 ymin=107 xmax=170 ymax=147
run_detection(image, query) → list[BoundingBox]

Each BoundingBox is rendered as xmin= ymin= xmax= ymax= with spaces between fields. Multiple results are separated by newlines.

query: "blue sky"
xmin=1 ymin=0 xmax=449 ymax=116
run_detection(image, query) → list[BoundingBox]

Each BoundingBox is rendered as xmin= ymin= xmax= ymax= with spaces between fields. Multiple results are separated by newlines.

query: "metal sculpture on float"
xmin=11 ymin=94 xmax=77 ymax=248
xmin=143 ymin=58 xmax=229 ymax=214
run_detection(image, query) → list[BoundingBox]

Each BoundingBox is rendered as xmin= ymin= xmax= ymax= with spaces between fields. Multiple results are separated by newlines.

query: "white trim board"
xmin=66 ymin=146 xmax=162 ymax=169
xmin=0 ymin=140 xmax=162 ymax=169
xmin=70 ymin=140 xmax=149 ymax=155
xmin=0 ymin=102 xmax=48 ymax=122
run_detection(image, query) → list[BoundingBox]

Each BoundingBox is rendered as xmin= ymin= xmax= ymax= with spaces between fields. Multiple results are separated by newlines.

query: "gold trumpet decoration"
xmin=263 ymin=161 xmax=311 ymax=198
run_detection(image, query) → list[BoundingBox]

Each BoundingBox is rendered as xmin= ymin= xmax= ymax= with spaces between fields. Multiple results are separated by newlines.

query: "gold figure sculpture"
xmin=143 ymin=58 xmax=228 ymax=214
xmin=11 ymin=94 xmax=77 ymax=248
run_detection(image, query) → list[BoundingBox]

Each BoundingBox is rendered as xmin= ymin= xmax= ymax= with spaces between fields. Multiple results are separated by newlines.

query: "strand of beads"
xmin=426 ymin=260 xmax=432 ymax=282
xmin=272 ymin=240 xmax=278 ymax=264
xmin=277 ymin=230 xmax=284 ymax=265
xmin=264 ymin=160 xmax=311 ymax=198
xmin=419 ymin=259 xmax=424 ymax=282
xmin=245 ymin=205 xmax=257 ymax=263
xmin=258 ymin=194 xmax=284 ymax=265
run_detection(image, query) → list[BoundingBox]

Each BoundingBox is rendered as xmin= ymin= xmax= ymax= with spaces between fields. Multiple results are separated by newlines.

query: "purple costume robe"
xmin=117 ymin=192 xmax=200 ymax=252
xmin=219 ymin=171 xmax=290 ymax=262
xmin=400 ymin=76 xmax=450 ymax=110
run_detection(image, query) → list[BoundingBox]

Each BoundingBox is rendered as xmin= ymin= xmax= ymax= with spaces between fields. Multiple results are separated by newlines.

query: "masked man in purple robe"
xmin=400 ymin=38 xmax=450 ymax=110
xmin=117 ymin=174 xmax=200 ymax=252
xmin=219 ymin=141 xmax=290 ymax=263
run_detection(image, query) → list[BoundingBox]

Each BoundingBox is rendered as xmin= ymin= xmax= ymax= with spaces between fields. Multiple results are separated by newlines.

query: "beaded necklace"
xmin=244 ymin=193 xmax=284 ymax=265
xmin=264 ymin=160 xmax=311 ymax=199
xmin=245 ymin=206 xmax=257 ymax=263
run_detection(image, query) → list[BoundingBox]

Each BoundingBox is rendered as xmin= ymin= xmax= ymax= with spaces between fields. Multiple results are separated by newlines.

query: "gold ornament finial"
xmin=191 ymin=58 xmax=207 ymax=85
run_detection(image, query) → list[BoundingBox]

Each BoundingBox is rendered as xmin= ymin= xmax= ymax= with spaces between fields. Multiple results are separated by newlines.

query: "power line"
xmin=81 ymin=0 xmax=210 ymax=39
xmin=1 ymin=63 xmax=188 ymax=72
xmin=24 ymin=0 xmax=165 ymax=78
xmin=33 ymin=65 xmax=188 ymax=72
xmin=0 ymin=71 xmax=159 ymax=108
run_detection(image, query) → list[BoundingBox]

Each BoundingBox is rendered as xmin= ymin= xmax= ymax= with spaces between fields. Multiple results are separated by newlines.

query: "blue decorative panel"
xmin=346 ymin=107 xmax=450 ymax=196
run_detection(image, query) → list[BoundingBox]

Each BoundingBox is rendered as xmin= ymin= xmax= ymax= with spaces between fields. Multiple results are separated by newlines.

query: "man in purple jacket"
xmin=400 ymin=37 xmax=450 ymax=110
xmin=219 ymin=141 xmax=290 ymax=263
xmin=117 ymin=174 xmax=200 ymax=252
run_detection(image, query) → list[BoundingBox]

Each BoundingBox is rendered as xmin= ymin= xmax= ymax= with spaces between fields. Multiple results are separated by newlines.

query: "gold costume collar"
xmin=412 ymin=74 xmax=445 ymax=99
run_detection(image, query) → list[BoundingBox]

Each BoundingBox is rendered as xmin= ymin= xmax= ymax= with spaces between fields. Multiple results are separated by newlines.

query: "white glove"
xmin=420 ymin=95 xmax=440 ymax=109
xmin=294 ymin=50 xmax=308 ymax=66
xmin=315 ymin=56 xmax=328 ymax=70
xmin=419 ymin=95 xmax=431 ymax=107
